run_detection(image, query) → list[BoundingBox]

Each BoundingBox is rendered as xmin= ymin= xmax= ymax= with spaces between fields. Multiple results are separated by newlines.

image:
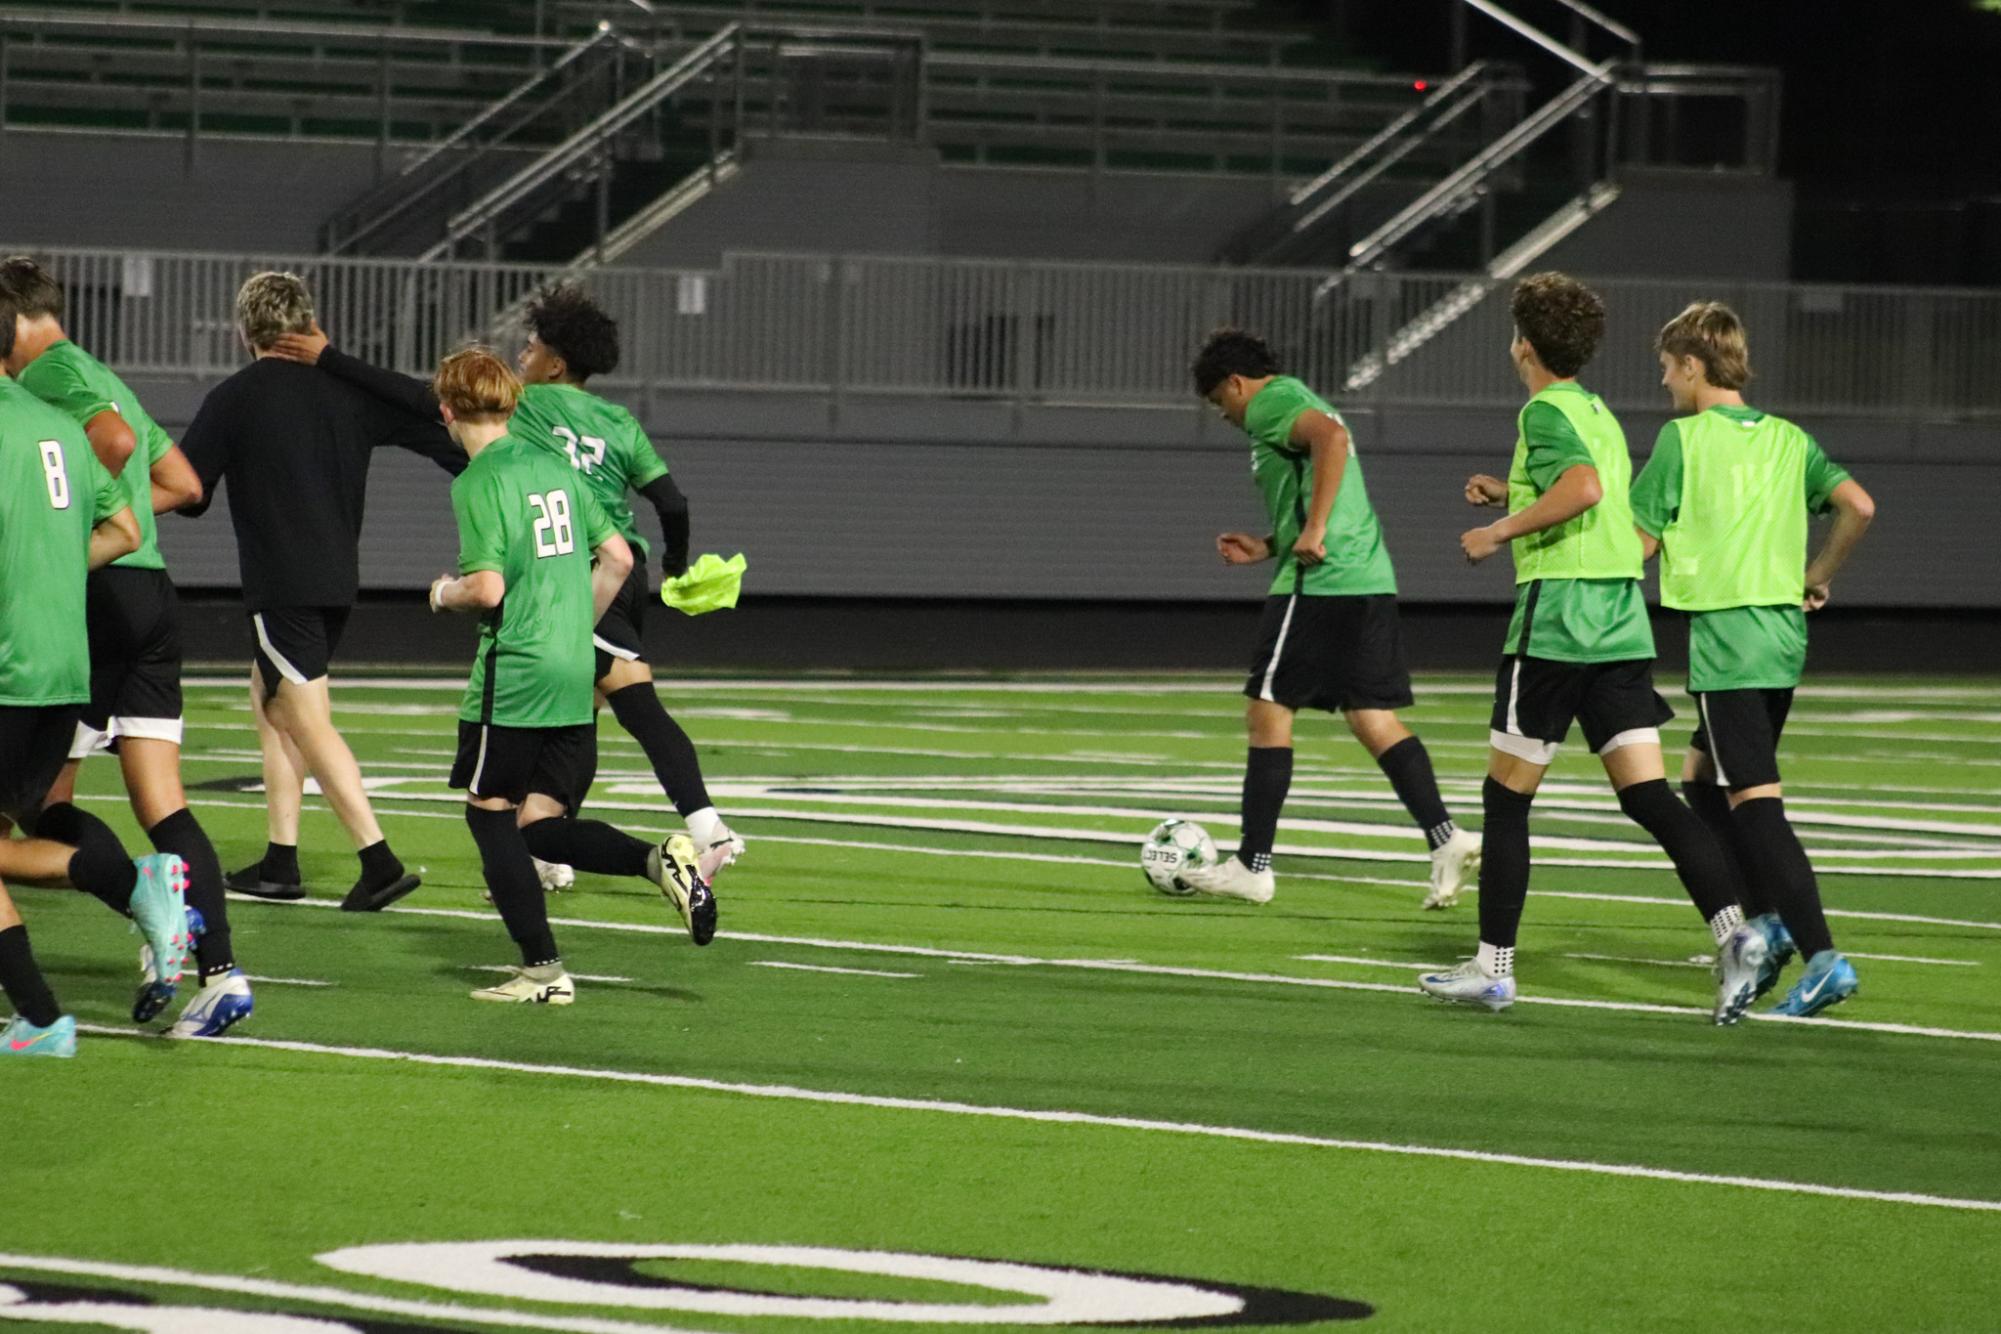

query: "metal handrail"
xmin=419 ymin=23 xmax=744 ymax=262
xmin=393 ymin=26 xmax=628 ymax=182
xmin=1545 ymin=0 xmax=1641 ymax=48
xmin=1291 ymin=75 xmax=1496 ymax=234
xmin=1343 ymin=61 xmax=1616 ymax=272
xmin=1287 ymin=62 xmax=1495 ymax=207
xmin=1456 ymin=0 xmax=1614 ymax=78
xmin=0 ymin=8 xmax=569 ymax=52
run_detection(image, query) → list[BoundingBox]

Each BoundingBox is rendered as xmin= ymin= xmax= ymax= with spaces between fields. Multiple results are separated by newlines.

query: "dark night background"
xmin=1324 ymin=0 xmax=2001 ymax=283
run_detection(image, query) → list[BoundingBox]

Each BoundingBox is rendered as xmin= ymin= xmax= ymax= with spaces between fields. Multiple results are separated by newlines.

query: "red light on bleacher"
xmin=1414 ymin=80 xmax=1429 ymax=91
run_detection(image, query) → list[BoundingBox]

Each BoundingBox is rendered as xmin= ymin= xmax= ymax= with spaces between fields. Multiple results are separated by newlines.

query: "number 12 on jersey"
xmin=529 ymin=490 xmax=575 ymax=557
xmin=552 ymin=426 xmax=607 ymax=475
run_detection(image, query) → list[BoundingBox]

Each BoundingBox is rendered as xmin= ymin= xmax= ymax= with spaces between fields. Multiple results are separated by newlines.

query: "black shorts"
xmin=1489 ymin=655 xmax=1674 ymax=764
xmin=1689 ymin=687 xmax=1793 ymax=791
xmin=593 ymin=561 xmax=650 ymax=679
xmin=1243 ymin=593 xmax=1414 ymax=713
xmin=449 ymin=720 xmax=598 ymax=812
xmin=0 ymin=704 xmax=83 ymax=818
xmin=73 ymin=567 xmax=185 ymax=758
xmin=250 ymin=606 xmax=352 ymax=694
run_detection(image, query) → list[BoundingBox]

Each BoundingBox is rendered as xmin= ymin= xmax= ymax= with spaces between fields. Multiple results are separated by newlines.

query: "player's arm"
xmin=1288 ymin=410 xmax=1349 ymax=568
xmin=1629 ymin=425 xmax=1681 ymax=565
xmin=431 ymin=569 xmax=505 ymax=612
xmin=88 ymin=504 xmax=141 ymax=569
xmin=636 ymin=475 xmax=691 ymax=577
xmin=590 ymin=532 xmax=635 ymax=621
xmin=1461 ymin=467 xmax=1600 ymax=564
xmin=270 ymin=324 xmax=464 ymax=476
xmin=1217 ymin=532 xmax=1276 ymax=565
xmin=175 ymin=390 xmax=230 ymax=517
xmin=149 ymin=443 xmax=202 ymax=514
xmin=83 ymin=409 xmax=137 ymax=478
xmin=1803 ymin=479 xmax=1876 ymax=611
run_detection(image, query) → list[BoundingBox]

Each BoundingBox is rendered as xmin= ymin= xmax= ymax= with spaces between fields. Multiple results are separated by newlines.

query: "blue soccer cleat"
xmin=128 ymin=853 xmax=192 ymax=988
xmin=2 ymin=1013 xmax=77 ymax=1058
xmin=1750 ymin=912 xmax=1795 ymax=1000
xmin=167 ymin=969 xmax=255 ymax=1039
xmin=1768 ymin=950 xmax=1858 ymax=1018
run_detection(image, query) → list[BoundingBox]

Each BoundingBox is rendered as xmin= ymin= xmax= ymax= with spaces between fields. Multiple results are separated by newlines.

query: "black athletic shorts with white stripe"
xmin=74 ymin=566 xmax=186 ymax=758
xmin=592 ymin=561 xmax=649 ymax=679
xmin=1489 ymin=655 xmax=1674 ymax=766
xmin=249 ymin=606 xmax=352 ymax=694
xmin=449 ymin=720 xmax=598 ymax=813
xmin=1242 ymin=593 xmax=1415 ymax=713
xmin=1688 ymin=687 xmax=1793 ymax=792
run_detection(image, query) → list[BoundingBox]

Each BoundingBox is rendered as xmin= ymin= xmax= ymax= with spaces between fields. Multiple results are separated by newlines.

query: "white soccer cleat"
xmin=167 ymin=969 xmax=255 ymax=1039
xmin=1713 ymin=923 xmax=1770 ymax=1026
xmin=695 ymin=823 xmax=745 ymax=886
xmin=1418 ymin=959 xmax=1517 ymax=1012
xmin=1175 ymin=854 xmax=1275 ymax=904
xmin=470 ymin=966 xmax=575 ymax=1005
xmin=1423 ymin=828 xmax=1482 ymax=911
xmin=533 ymin=857 xmax=576 ymax=892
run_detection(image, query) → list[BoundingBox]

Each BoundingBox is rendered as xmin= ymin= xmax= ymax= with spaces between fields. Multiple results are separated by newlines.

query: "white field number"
xmin=38 ymin=440 xmax=70 ymax=509
xmin=528 ymin=490 xmax=575 ymax=558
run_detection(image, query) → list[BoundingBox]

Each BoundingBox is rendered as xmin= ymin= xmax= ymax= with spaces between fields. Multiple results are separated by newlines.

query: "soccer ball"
xmin=1140 ymin=819 xmax=1218 ymax=896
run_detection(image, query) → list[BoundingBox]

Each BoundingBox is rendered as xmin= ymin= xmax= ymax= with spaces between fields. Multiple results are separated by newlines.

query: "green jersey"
xmin=15 ymin=340 xmax=172 ymax=571
xmin=1241 ymin=377 xmax=1397 ymax=598
xmin=1501 ymin=383 xmax=1652 ymax=663
xmin=0 ymin=380 xmax=125 ymax=706
xmin=1632 ymin=404 xmax=1851 ymax=691
xmin=508 ymin=383 xmax=668 ymax=559
xmin=451 ymin=435 xmax=618 ymax=729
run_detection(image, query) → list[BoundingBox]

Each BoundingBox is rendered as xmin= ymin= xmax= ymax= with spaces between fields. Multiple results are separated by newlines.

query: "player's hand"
xmin=428 ymin=574 xmax=452 ymax=612
xmin=1465 ymin=474 xmax=1508 ymax=508
xmin=1803 ymin=582 xmax=1831 ymax=613
xmin=1292 ymin=525 xmax=1328 ymax=567
xmin=662 ymin=556 xmax=689 ymax=581
xmin=1216 ymin=532 xmax=1271 ymax=565
xmin=269 ymin=322 xmax=331 ymax=366
xmin=1461 ymin=525 xmax=1505 ymax=564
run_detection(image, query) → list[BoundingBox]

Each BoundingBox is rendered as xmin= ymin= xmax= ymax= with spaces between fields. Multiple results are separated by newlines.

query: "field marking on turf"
xmin=1295 ymin=953 xmax=1446 ymax=971
xmin=1563 ymin=953 xmax=1706 ymax=970
xmin=0 ymin=1252 xmax=716 ymax=1334
xmin=243 ymin=974 xmax=338 ymax=988
xmin=750 ymin=960 xmax=922 ymax=980
xmin=69 ymin=1026 xmax=2001 ymax=1215
xmin=148 ymin=800 xmax=2000 ymax=936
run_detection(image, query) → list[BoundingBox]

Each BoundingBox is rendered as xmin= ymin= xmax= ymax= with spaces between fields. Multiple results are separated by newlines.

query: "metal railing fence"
xmin=25 ymin=247 xmax=2001 ymax=419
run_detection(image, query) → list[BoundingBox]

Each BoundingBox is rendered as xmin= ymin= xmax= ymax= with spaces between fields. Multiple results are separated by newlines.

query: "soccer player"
xmin=1183 ymin=328 xmax=1480 ymax=907
xmin=1633 ymin=301 xmax=1876 ymax=1017
xmin=179 ymin=272 xmax=464 ymax=912
xmin=1416 ymin=273 xmax=1762 ymax=1022
xmin=0 ymin=257 xmax=251 ymax=1037
xmin=0 ymin=311 xmax=191 ymax=1056
xmin=276 ymin=284 xmax=744 ymax=894
xmin=425 ymin=348 xmax=714 ymax=1002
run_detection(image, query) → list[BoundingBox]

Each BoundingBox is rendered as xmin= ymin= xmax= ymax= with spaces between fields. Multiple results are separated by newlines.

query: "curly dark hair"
xmin=1190 ymin=327 xmax=1280 ymax=396
xmin=0 ymin=255 xmax=62 ymax=321
xmin=524 ymin=283 xmax=619 ymax=381
xmin=1510 ymin=272 xmax=1605 ymax=379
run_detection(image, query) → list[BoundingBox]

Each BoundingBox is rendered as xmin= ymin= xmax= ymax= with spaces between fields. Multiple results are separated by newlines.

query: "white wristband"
xmin=428 ymin=575 xmax=451 ymax=612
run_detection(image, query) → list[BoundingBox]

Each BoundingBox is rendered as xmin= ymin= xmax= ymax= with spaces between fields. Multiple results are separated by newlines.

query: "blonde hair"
xmin=433 ymin=345 xmax=520 ymax=420
xmin=1656 ymin=301 xmax=1752 ymax=390
xmin=235 ymin=271 xmax=315 ymax=350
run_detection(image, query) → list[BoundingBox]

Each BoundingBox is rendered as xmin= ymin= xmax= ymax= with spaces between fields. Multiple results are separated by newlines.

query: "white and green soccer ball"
xmin=1140 ymin=819 xmax=1219 ymax=896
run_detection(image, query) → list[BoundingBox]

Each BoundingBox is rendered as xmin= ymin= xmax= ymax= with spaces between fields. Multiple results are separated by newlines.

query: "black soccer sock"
xmin=1682 ymin=780 xmax=1764 ymax=916
xmin=1616 ymin=779 xmax=1739 ymax=926
xmin=260 ymin=840 xmax=301 ymax=884
xmin=150 ymin=808 xmax=234 ymax=980
xmin=357 ymin=839 xmax=403 ymax=885
xmin=465 ymin=807 xmax=559 ymax=967
xmin=606 ymin=683 xmax=713 ymax=818
xmin=1375 ymin=736 xmax=1457 ymax=849
xmin=0 ymin=924 xmax=62 ymax=1028
xmin=1237 ymin=747 xmax=1293 ymax=872
xmin=1476 ymin=778 xmax=1535 ymax=950
xmin=520 ymin=817 xmax=652 ymax=878
xmin=33 ymin=802 xmax=137 ymax=915
xmin=1732 ymin=796 xmax=1836 ymax=958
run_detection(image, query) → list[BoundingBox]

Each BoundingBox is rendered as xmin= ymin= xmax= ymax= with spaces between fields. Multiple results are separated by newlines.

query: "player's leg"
xmin=1709 ymin=690 xmax=1852 ymax=1016
xmin=1587 ymin=667 xmax=1763 ymax=1024
xmin=513 ymin=725 xmax=715 ymax=945
xmin=0 ymin=878 xmax=74 ymax=1057
xmin=453 ymin=722 xmax=572 ymax=1003
xmin=231 ymin=661 xmax=308 ymax=897
xmin=594 ymin=565 xmax=742 ymax=882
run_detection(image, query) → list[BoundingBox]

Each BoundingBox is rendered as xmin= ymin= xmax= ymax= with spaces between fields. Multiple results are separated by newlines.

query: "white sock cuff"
xmin=1709 ymin=903 xmax=1746 ymax=944
xmin=685 ymin=806 xmax=724 ymax=846
xmin=1476 ymin=941 xmax=1515 ymax=978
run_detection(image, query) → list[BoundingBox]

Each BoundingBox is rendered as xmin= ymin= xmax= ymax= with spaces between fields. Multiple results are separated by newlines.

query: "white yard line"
xmin=749 ymin=961 xmax=921 ymax=980
xmin=66 ymin=1027 xmax=2001 ymax=1215
xmin=1295 ymin=954 xmax=1447 ymax=971
xmin=242 ymin=974 xmax=338 ymax=988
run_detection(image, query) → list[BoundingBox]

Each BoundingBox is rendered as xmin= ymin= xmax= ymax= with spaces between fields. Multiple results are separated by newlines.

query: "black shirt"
xmin=180 ymin=354 xmax=460 ymax=612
